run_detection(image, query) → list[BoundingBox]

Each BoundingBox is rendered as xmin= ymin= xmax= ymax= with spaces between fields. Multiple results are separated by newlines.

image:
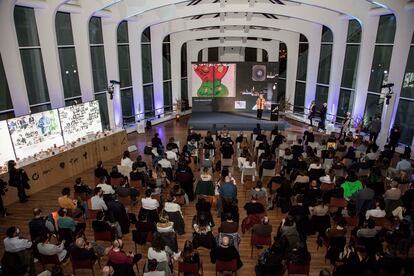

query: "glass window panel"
xmin=315 ymin=85 xmax=329 ymax=110
xmin=55 ymin=12 xmax=74 ymax=46
xmin=346 ymin=19 xmax=361 ymax=43
xmin=337 ymin=89 xmax=355 ymax=121
xmin=163 ymin=35 xmax=170 ymax=43
xmin=58 ymin=47 xmax=81 ymax=99
xmin=401 ymin=46 xmax=414 ymax=99
xmin=395 ymin=99 xmax=414 ymax=145
xmin=368 ymin=45 xmax=393 ymax=93
xmin=208 ymin=48 xmax=219 ymax=62
xmin=341 ymin=45 xmax=360 ymax=89
xmin=363 ymin=93 xmax=384 ymax=126
xmin=279 ymin=43 xmax=287 ymax=78
xmin=294 ymin=81 xmax=306 ymax=113
xmin=0 ymin=111 xmax=15 ymax=121
xmin=30 ymin=103 xmax=51 ymax=113
xmin=163 ymin=43 xmax=171 ymax=80
xmin=95 ymin=93 xmax=110 ymax=129
xmin=198 ymin=50 xmax=202 ymax=62
xmin=321 ymin=26 xmax=333 ymax=43
xmin=299 ymin=34 xmax=308 ymax=43
xmin=181 ymin=43 xmax=187 ymax=77
xmin=297 ymin=43 xmax=309 ymax=81
xmin=181 ymin=78 xmax=188 ymax=101
xmin=65 ymin=97 xmax=82 ymax=107
xmin=317 ymin=44 xmax=332 ymax=85
xmin=376 ymin=15 xmax=396 ymax=44
xmin=120 ymin=88 xmax=135 ymax=123
xmin=142 ymin=27 xmax=151 ymax=43
xmin=14 ymin=6 xmax=40 ymax=47
xmin=117 ymin=45 xmax=132 ymax=88
xmin=143 ymin=85 xmax=154 ymax=118
xmin=90 ymin=46 xmax=108 ymax=92
xmin=141 ymin=44 xmax=153 ymax=84
xmin=0 ymin=54 xmax=13 ymax=111
xmin=117 ymin=21 xmax=129 ymax=44
xmin=277 ymin=78 xmax=286 ymax=102
xmin=163 ymin=81 xmax=172 ymax=112
xmin=89 ymin=17 xmax=103 ymax=44
xmin=263 ymin=49 xmax=269 ymax=62
xmin=20 ymin=49 xmax=50 ymax=105
xmin=245 ymin=47 xmax=257 ymax=62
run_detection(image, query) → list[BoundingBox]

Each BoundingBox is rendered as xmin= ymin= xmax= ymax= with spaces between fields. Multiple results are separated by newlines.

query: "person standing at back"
xmin=308 ymin=101 xmax=316 ymax=127
xmin=256 ymin=94 xmax=266 ymax=120
xmin=319 ymin=103 xmax=327 ymax=132
xmin=369 ymin=116 xmax=381 ymax=143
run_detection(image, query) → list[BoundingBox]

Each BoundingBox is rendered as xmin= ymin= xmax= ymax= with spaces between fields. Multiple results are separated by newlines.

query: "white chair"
xmin=118 ymin=165 xmax=132 ymax=180
xmin=308 ymin=142 xmax=319 ymax=149
xmin=323 ymin=158 xmax=333 ymax=170
xmin=237 ymin=157 xmax=246 ymax=169
xmin=221 ymin=157 xmax=233 ymax=171
xmin=271 ymin=134 xmax=276 ymax=142
xmin=261 ymin=168 xmax=275 ymax=180
xmin=254 ymin=140 xmax=261 ymax=150
xmin=287 ymin=133 xmax=297 ymax=143
xmin=128 ymin=145 xmax=137 ymax=152
xmin=355 ymin=151 xmax=363 ymax=159
xmin=358 ymin=168 xmax=370 ymax=177
xmin=241 ymin=167 xmax=257 ymax=184
xmin=252 ymin=134 xmax=258 ymax=142
xmin=257 ymin=149 xmax=264 ymax=162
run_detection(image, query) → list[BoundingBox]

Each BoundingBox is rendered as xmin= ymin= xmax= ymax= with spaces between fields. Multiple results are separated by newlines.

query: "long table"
xmin=0 ymin=130 xmax=128 ymax=206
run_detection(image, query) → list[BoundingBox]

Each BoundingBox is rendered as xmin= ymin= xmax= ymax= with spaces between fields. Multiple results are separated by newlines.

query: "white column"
xmin=0 ymin=0 xmax=30 ymax=116
xmin=327 ymin=20 xmax=348 ymax=121
xmin=377 ymin=14 xmax=414 ymax=148
xmin=267 ymin=41 xmax=279 ymax=62
xmin=170 ymin=34 xmax=181 ymax=103
xmin=305 ymin=25 xmax=323 ymax=110
xmin=102 ymin=20 xmax=121 ymax=129
xmin=352 ymin=16 xmax=380 ymax=119
xmin=34 ymin=7 xmax=65 ymax=108
xmin=150 ymin=25 xmax=164 ymax=116
xmin=71 ymin=14 xmax=95 ymax=102
xmin=187 ymin=41 xmax=198 ymax=106
xmin=128 ymin=22 xmax=144 ymax=121
xmin=202 ymin=39 xmax=208 ymax=62
xmin=285 ymin=35 xmax=299 ymax=106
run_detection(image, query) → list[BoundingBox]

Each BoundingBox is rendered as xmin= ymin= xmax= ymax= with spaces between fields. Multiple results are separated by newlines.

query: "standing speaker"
xmin=252 ymin=65 xmax=266 ymax=81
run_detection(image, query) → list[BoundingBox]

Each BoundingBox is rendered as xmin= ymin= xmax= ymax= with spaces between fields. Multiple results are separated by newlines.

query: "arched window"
xmin=14 ymin=5 xmax=50 ymax=112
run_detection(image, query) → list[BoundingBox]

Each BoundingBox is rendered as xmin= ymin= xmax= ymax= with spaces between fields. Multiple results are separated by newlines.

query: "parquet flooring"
xmin=0 ymin=116 xmax=358 ymax=275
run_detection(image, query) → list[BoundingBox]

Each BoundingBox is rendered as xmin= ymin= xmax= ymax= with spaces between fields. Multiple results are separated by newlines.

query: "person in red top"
xmin=107 ymin=239 xmax=142 ymax=266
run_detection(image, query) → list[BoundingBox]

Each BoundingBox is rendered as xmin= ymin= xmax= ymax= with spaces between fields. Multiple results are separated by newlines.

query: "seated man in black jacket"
xmin=29 ymin=208 xmax=54 ymax=242
xmin=92 ymin=211 xmax=121 ymax=239
xmin=259 ymin=155 xmax=276 ymax=178
xmin=210 ymin=236 xmax=243 ymax=270
xmin=70 ymin=237 xmax=99 ymax=262
xmin=220 ymin=141 xmax=234 ymax=159
xmin=244 ymin=195 xmax=265 ymax=215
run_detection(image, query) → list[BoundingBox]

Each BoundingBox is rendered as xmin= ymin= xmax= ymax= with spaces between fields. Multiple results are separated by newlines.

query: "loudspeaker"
xmin=252 ymin=65 xmax=266 ymax=81
xmin=270 ymin=103 xmax=279 ymax=121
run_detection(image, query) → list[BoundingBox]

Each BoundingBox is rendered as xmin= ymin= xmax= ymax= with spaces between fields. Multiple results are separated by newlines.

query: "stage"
xmin=188 ymin=112 xmax=290 ymax=131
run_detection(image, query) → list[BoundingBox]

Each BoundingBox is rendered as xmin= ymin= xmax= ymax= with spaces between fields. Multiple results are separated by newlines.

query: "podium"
xmin=270 ymin=103 xmax=279 ymax=121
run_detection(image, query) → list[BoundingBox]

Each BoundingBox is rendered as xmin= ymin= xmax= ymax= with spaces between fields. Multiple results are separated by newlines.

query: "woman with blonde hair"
xmin=394 ymin=170 xmax=411 ymax=194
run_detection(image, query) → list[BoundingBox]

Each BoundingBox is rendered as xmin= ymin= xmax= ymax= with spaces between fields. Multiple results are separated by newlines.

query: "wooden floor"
xmin=0 ymin=116 xmax=336 ymax=276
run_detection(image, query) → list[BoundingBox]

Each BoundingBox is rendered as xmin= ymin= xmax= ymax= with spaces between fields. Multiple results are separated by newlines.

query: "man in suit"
xmin=256 ymin=94 xmax=266 ymax=119
xmin=319 ymin=103 xmax=327 ymax=132
xmin=252 ymin=216 xmax=272 ymax=236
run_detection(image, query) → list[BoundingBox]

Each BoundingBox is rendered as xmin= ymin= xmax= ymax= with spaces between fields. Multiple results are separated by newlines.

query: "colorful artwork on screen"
xmin=7 ymin=110 xmax=64 ymax=159
xmin=192 ymin=63 xmax=236 ymax=97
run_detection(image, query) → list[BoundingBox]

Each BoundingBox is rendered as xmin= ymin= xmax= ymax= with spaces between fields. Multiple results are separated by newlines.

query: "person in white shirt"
xmin=4 ymin=226 xmax=35 ymax=274
xmin=365 ymin=199 xmax=386 ymax=219
xmin=157 ymin=154 xmax=172 ymax=169
xmin=319 ymin=169 xmax=336 ymax=184
xmin=90 ymin=187 xmax=108 ymax=211
xmin=147 ymin=236 xmax=178 ymax=263
xmin=4 ymin=226 xmax=32 ymax=253
xmin=308 ymin=158 xmax=322 ymax=170
xmin=37 ymin=234 xmax=67 ymax=261
xmin=121 ymin=151 xmax=133 ymax=168
xmin=143 ymin=259 xmax=167 ymax=276
xmin=141 ymin=189 xmax=160 ymax=211
xmin=97 ymin=177 xmax=115 ymax=195
xmin=165 ymin=150 xmax=178 ymax=161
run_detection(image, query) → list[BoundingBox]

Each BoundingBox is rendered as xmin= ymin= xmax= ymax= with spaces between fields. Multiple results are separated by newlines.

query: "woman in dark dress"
xmin=8 ymin=160 xmax=29 ymax=203
xmin=179 ymin=240 xmax=201 ymax=275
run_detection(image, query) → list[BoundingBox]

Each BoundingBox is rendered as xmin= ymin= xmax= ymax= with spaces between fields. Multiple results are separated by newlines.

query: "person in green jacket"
xmin=341 ymin=170 xmax=363 ymax=198
xmin=195 ymin=168 xmax=215 ymax=197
